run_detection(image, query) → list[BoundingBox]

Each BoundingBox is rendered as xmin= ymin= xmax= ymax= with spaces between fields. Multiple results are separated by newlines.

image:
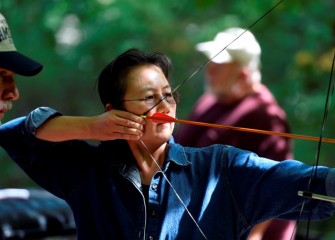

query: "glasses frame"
xmin=121 ymin=91 xmax=180 ymax=108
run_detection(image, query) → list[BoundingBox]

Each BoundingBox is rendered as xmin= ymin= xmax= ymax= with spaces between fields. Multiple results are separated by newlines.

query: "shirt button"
xmin=152 ymin=184 xmax=158 ymax=190
xmin=149 ymin=236 xmax=154 ymax=240
xmin=152 ymin=210 xmax=156 ymax=216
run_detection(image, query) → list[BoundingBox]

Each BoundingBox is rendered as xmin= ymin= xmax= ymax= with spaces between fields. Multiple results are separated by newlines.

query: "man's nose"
xmin=206 ymin=62 xmax=216 ymax=76
xmin=2 ymin=81 xmax=20 ymax=101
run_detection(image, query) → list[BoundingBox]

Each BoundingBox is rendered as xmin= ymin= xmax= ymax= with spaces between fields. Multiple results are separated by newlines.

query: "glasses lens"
xmin=172 ymin=92 xmax=180 ymax=103
xmin=144 ymin=96 xmax=155 ymax=108
xmin=162 ymin=93 xmax=177 ymax=105
xmin=144 ymin=92 xmax=180 ymax=108
xmin=163 ymin=92 xmax=180 ymax=104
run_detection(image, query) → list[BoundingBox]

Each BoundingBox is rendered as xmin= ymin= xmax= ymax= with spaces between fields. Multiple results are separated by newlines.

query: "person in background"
xmin=0 ymin=48 xmax=334 ymax=240
xmin=174 ymin=27 xmax=295 ymax=240
xmin=0 ymin=12 xmax=43 ymax=123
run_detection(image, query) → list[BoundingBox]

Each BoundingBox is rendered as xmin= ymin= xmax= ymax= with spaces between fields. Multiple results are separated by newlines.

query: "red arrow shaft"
xmin=145 ymin=115 xmax=335 ymax=144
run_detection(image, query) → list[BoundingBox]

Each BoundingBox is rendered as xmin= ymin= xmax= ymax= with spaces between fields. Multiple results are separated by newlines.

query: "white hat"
xmin=0 ymin=13 xmax=42 ymax=76
xmin=196 ymin=27 xmax=261 ymax=67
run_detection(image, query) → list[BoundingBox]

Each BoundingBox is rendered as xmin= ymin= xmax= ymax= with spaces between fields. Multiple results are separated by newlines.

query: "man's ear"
xmin=239 ymin=67 xmax=249 ymax=81
xmin=237 ymin=67 xmax=251 ymax=87
xmin=106 ymin=103 xmax=113 ymax=111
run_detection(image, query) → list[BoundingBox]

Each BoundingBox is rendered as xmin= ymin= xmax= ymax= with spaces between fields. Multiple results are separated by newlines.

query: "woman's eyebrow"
xmin=163 ymin=85 xmax=172 ymax=91
xmin=137 ymin=85 xmax=172 ymax=93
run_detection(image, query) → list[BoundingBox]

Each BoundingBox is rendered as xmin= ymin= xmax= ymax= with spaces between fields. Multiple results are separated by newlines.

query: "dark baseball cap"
xmin=0 ymin=13 xmax=43 ymax=76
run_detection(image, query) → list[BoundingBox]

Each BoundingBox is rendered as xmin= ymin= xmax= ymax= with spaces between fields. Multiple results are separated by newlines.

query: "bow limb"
xmin=297 ymin=50 xmax=335 ymax=239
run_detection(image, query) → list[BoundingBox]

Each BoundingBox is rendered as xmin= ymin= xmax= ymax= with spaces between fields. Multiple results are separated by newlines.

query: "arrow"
xmin=298 ymin=191 xmax=335 ymax=203
xmin=142 ymin=112 xmax=335 ymax=144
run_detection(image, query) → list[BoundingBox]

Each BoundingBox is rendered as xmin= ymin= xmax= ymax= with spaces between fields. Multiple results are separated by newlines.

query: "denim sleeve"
xmin=0 ymin=107 xmax=73 ymax=198
xmin=0 ymin=107 xmax=62 ymax=147
xmin=24 ymin=106 xmax=62 ymax=136
xmin=326 ymin=168 xmax=335 ymax=205
xmin=226 ymin=148 xmax=335 ymax=223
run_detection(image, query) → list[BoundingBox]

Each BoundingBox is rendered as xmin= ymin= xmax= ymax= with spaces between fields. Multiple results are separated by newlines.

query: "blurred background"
xmin=0 ymin=0 xmax=334 ymax=238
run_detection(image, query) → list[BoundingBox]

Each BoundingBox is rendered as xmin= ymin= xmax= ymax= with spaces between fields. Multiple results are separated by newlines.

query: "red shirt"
xmin=174 ymin=84 xmax=292 ymax=160
xmin=174 ymin=84 xmax=295 ymax=240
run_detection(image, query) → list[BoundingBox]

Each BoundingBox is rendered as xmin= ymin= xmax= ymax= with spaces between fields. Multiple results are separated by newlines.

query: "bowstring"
xmin=171 ymin=0 xmax=284 ymax=94
xmin=139 ymin=2 xmax=335 ymax=239
xmin=139 ymin=140 xmax=208 ymax=239
xmin=140 ymin=1 xmax=285 ymax=238
xmin=142 ymin=0 xmax=284 ymax=116
xmin=298 ymin=50 xmax=335 ymax=240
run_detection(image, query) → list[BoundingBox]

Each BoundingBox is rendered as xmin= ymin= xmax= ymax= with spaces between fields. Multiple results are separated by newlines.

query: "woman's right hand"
xmin=89 ymin=109 xmax=146 ymax=141
xmin=36 ymin=109 xmax=146 ymax=142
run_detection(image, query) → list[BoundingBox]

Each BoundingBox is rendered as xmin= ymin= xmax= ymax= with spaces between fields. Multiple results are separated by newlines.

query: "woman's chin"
xmin=142 ymin=132 xmax=171 ymax=145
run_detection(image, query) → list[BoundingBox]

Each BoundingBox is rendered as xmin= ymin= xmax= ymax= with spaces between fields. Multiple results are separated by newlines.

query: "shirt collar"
xmin=100 ymin=137 xmax=192 ymax=168
xmin=167 ymin=137 xmax=191 ymax=166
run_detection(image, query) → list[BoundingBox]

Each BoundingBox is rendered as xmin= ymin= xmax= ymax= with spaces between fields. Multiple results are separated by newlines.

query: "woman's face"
xmin=122 ymin=64 xmax=176 ymax=145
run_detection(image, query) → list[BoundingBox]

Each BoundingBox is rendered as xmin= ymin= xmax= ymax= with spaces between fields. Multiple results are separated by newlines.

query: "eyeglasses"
xmin=121 ymin=92 xmax=180 ymax=108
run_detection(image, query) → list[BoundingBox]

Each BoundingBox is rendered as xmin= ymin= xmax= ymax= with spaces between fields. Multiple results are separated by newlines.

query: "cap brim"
xmin=0 ymin=51 xmax=43 ymax=76
xmin=196 ymin=41 xmax=233 ymax=64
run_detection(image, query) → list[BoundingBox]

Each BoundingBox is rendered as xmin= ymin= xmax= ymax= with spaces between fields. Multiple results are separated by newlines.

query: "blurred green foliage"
xmin=0 ymin=0 xmax=335 ymax=237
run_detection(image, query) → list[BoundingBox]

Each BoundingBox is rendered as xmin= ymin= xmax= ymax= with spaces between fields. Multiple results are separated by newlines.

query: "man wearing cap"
xmin=0 ymin=13 xmax=77 ymax=240
xmin=0 ymin=13 xmax=42 ymax=122
xmin=174 ymin=28 xmax=295 ymax=240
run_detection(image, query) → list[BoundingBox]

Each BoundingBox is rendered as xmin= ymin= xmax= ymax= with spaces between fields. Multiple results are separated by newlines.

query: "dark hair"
xmin=98 ymin=48 xmax=172 ymax=109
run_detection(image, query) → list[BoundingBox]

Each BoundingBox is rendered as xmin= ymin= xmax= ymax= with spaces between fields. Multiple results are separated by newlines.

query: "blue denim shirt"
xmin=1 ymin=107 xmax=335 ymax=240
